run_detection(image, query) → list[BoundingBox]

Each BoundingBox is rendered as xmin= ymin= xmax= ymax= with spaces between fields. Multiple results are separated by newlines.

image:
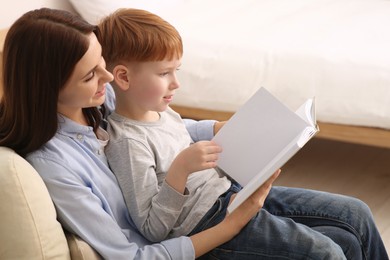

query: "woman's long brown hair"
xmin=0 ymin=8 xmax=102 ymax=156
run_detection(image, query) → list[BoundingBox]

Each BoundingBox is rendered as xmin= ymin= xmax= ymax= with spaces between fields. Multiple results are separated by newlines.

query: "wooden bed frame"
xmin=171 ymin=105 xmax=390 ymax=149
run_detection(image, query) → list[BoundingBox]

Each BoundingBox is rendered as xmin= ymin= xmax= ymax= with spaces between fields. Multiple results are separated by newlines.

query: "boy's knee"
xmin=315 ymin=238 xmax=346 ymax=260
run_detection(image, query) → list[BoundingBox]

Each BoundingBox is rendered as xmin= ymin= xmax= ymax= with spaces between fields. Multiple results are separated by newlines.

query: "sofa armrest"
xmin=65 ymin=231 xmax=102 ymax=260
xmin=0 ymin=146 xmax=70 ymax=259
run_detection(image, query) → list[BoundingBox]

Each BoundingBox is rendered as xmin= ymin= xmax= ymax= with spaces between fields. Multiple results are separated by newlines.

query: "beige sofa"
xmin=0 ymin=147 xmax=102 ymax=259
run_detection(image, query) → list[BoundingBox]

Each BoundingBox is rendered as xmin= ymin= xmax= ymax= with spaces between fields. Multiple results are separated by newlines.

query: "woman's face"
xmin=57 ymin=33 xmax=113 ymax=124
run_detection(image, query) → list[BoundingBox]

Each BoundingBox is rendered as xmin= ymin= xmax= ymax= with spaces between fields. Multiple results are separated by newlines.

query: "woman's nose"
xmin=103 ymin=69 xmax=114 ymax=83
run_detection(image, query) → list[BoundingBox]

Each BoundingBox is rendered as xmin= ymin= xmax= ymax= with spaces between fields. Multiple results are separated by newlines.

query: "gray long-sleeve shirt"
xmin=106 ymin=107 xmax=231 ymax=242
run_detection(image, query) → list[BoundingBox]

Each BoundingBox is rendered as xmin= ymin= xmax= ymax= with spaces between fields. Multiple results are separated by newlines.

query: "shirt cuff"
xmin=156 ymin=181 xmax=189 ymax=211
xmin=183 ymin=119 xmax=216 ymax=142
xmin=161 ymin=236 xmax=195 ymax=260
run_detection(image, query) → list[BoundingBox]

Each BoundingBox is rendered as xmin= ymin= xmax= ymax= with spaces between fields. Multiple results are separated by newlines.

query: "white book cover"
xmin=212 ymin=87 xmax=318 ymax=213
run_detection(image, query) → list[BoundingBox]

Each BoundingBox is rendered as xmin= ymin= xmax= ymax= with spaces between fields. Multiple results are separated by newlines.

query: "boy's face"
xmin=127 ymin=58 xmax=181 ymax=115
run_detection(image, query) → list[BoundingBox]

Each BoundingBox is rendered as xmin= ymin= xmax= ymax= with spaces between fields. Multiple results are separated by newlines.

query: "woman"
xmin=0 ymin=8 xmax=387 ymax=259
xmin=0 ymin=8 xmax=278 ymax=259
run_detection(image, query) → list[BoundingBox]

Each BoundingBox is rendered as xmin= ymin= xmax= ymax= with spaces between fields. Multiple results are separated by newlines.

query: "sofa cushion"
xmin=66 ymin=232 xmax=102 ymax=260
xmin=0 ymin=146 xmax=71 ymax=259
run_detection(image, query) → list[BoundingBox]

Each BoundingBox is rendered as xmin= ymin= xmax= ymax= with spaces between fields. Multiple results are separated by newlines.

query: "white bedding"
xmin=70 ymin=0 xmax=390 ymax=129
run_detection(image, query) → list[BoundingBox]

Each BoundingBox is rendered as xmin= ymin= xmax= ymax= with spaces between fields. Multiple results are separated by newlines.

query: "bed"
xmin=69 ymin=0 xmax=390 ymax=148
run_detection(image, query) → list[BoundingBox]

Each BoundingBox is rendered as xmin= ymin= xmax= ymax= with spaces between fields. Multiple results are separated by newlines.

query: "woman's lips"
xmin=95 ymin=85 xmax=106 ymax=97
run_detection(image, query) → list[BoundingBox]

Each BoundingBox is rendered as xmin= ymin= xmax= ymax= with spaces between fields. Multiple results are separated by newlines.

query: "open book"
xmin=212 ymin=87 xmax=319 ymax=213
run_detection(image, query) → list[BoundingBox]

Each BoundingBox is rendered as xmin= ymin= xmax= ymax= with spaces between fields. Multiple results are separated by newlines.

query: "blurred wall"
xmin=0 ymin=0 xmax=75 ymax=29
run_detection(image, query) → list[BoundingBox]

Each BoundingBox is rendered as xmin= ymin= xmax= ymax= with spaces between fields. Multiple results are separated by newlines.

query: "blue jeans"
xmin=190 ymin=184 xmax=388 ymax=260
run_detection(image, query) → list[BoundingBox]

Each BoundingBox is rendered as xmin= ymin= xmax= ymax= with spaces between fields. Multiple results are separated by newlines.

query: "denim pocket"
xmin=188 ymin=182 xmax=241 ymax=235
xmin=189 ymin=197 xmax=224 ymax=235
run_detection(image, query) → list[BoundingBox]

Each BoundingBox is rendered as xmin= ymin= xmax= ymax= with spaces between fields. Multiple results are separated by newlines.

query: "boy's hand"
xmin=171 ymin=141 xmax=222 ymax=175
xmin=166 ymin=141 xmax=222 ymax=194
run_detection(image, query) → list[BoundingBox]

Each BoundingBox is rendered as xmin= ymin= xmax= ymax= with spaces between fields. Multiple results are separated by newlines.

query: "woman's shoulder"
xmin=26 ymin=132 xmax=107 ymax=182
xmin=26 ymin=127 xmax=94 ymax=167
xmin=27 ymin=134 xmax=68 ymax=161
xmin=25 ymin=137 xmax=74 ymax=182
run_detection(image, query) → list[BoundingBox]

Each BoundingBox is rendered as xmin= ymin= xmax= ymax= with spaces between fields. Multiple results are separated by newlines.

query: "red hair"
xmin=96 ymin=8 xmax=183 ymax=70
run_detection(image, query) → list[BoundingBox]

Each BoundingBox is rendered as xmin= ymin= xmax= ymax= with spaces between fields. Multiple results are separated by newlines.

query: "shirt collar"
xmin=57 ymin=114 xmax=94 ymax=138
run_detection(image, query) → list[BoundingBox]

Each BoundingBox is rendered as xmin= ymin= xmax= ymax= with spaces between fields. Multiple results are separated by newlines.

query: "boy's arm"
xmin=106 ymin=137 xmax=188 ymax=242
xmin=183 ymin=119 xmax=226 ymax=142
xmin=183 ymin=119 xmax=216 ymax=142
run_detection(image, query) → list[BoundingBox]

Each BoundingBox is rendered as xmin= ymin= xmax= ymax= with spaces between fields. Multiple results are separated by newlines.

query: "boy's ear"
xmin=112 ymin=65 xmax=130 ymax=91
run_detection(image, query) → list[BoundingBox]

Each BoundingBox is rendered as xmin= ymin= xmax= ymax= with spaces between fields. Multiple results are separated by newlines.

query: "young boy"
xmin=98 ymin=8 xmax=233 ymax=242
xmin=96 ymin=8 xmax=389 ymax=260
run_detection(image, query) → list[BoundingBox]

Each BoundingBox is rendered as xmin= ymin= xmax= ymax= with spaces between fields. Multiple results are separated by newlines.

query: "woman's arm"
xmin=191 ymin=170 xmax=280 ymax=258
xmin=28 ymin=151 xmax=279 ymax=259
xmin=28 ymin=155 xmax=194 ymax=259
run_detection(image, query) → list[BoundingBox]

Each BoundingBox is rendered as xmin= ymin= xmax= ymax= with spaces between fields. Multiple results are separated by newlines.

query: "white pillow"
xmin=68 ymin=0 xmax=180 ymax=25
xmin=68 ymin=0 xmax=126 ymax=24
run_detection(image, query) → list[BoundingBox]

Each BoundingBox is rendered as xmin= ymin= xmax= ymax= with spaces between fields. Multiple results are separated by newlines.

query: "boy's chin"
xmin=156 ymin=105 xmax=169 ymax=112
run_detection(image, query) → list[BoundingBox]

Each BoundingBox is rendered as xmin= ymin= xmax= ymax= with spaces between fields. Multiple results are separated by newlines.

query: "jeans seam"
xmin=285 ymin=214 xmax=367 ymax=259
xmin=208 ymin=247 xmax=318 ymax=260
xmin=200 ymin=198 xmax=223 ymax=230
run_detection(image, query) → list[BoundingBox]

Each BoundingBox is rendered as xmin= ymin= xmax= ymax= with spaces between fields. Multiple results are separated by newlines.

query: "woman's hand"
xmin=225 ymin=169 xmax=281 ymax=232
xmin=190 ymin=169 xmax=281 ymax=257
xmin=213 ymin=121 xmax=226 ymax=135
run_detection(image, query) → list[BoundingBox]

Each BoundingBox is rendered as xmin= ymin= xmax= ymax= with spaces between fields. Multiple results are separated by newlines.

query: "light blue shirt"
xmin=26 ymin=84 xmax=216 ymax=259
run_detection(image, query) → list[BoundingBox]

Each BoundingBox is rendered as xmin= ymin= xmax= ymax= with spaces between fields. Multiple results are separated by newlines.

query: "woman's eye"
xmin=85 ymin=71 xmax=95 ymax=82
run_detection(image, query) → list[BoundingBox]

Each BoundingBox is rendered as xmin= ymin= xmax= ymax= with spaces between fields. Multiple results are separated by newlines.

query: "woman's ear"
xmin=112 ymin=65 xmax=130 ymax=91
